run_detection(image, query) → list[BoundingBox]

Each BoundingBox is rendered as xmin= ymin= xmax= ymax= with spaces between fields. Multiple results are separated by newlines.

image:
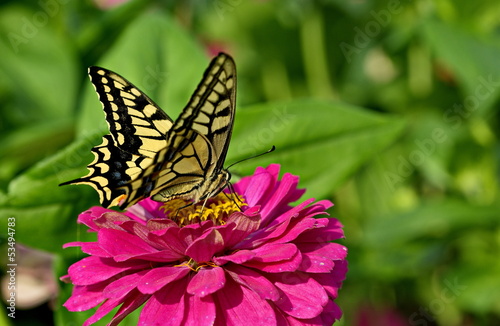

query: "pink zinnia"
xmin=61 ymin=164 xmax=347 ymax=325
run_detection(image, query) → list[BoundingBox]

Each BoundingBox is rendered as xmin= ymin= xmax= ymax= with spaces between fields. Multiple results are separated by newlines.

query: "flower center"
xmin=160 ymin=192 xmax=246 ymax=227
xmin=175 ymin=258 xmax=218 ymax=271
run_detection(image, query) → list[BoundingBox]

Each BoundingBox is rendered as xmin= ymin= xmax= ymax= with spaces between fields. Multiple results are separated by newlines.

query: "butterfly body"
xmin=61 ymin=53 xmax=236 ymax=209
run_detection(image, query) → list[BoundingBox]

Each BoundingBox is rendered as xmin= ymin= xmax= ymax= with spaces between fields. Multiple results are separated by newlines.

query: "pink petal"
xmin=243 ymin=166 xmax=275 ymax=206
xmin=311 ymin=260 xmax=348 ymax=299
xmin=147 ymin=218 xmax=178 ymax=231
xmin=236 ymin=243 xmax=303 ymax=273
xmin=149 ymin=226 xmax=187 ymax=256
xmin=243 ymin=248 xmax=302 ymax=273
xmin=80 ymin=243 xmax=113 ymax=257
xmin=68 ymin=257 xmax=149 ymax=285
xmin=225 ymin=265 xmax=280 ymax=301
xmin=213 ymin=249 xmax=255 ymax=265
xmin=331 ymin=259 xmax=348 ymax=284
xmin=264 ymin=164 xmax=281 ymax=180
xmin=98 ymin=228 xmax=158 ymax=261
xmin=298 ymin=199 xmax=333 ymax=217
xmin=214 ymin=277 xmax=277 ymax=325
xmin=62 ymin=241 xmax=83 ymax=249
xmin=269 ymin=273 xmax=328 ymax=319
xmin=271 ymin=306 xmax=295 ymax=326
xmin=297 ymin=252 xmax=334 ymax=273
xmin=95 ymin=212 xmax=133 ymax=230
xmin=63 ymin=283 xmax=106 ymax=311
xmin=298 ymin=242 xmax=348 ymax=261
xmin=123 ymin=250 xmax=183 ymax=263
xmin=138 ymin=266 xmax=190 ymax=294
xmin=101 ymin=226 xmax=184 ymax=262
xmin=264 ymin=216 xmax=318 ymax=245
xmin=265 ymin=198 xmax=315 ymax=232
xmin=259 ymin=172 xmax=303 ymax=224
xmin=187 ymin=266 xmax=225 ymax=297
xmin=118 ymin=221 xmax=163 ymax=248
xmin=109 ymin=293 xmax=151 ymax=326
xmin=83 ymin=299 xmax=120 ymax=326
xmin=284 ymin=313 xmax=323 ymax=326
xmin=139 ymin=278 xmax=188 ymax=325
xmin=280 ymin=301 xmax=342 ymax=326
xmin=184 ymin=295 xmax=216 ymax=326
xmin=125 ymin=198 xmax=165 ymax=222
xmin=82 ymin=289 xmax=143 ymax=326
xmin=63 ymin=242 xmax=112 ymax=257
xmin=319 ymin=300 xmax=343 ymax=325
xmin=179 ymin=224 xmax=205 ymax=247
xmin=222 ymin=208 xmax=261 ymax=248
xmin=295 ymin=218 xmax=345 ymax=242
xmin=77 ymin=206 xmax=113 ymax=231
xmin=103 ymin=270 xmax=147 ymax=300
xmin=186 ymin=229 xmax=225 ymax=262
xmin=235 ymin=199 xmax=315 ymax=249
xmin=250 ymin=243 xmax=298 ymax=263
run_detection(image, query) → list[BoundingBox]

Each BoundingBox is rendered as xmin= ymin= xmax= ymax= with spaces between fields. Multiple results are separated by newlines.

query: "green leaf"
xmin=0 ymin=134 xmax=102 ymax=253
xmin=228 ymin=99 xmax=406 ymax=199
xmin=0 ymin=119 xmax=74 ymax=187
xmin=421 ymin=18 xmax=500 ymax=116
xmin=365 ymin=199 xmax=500 ymax=246
xmin=452 ymin=261 xmax=500 ymax=313
xmin=0 ymin=5 xmax=78 ymax=124
xmin=0 ymin=5 xmax=79 ymax=188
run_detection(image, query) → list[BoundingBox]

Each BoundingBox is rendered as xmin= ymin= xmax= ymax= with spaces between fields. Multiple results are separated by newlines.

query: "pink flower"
xmin=61 ymin=164 xmax=347 ymax=325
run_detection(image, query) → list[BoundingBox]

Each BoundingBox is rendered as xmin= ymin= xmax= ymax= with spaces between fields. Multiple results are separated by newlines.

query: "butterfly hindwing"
xmin=61 ymin=53 xmax=236 ymax=209
xmin=61 ymin=135 xmax=154 ymax=207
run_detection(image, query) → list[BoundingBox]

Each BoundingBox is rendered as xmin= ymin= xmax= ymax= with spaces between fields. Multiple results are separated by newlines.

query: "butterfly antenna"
xmin=226 ymin=146 xmax=276 ymax=170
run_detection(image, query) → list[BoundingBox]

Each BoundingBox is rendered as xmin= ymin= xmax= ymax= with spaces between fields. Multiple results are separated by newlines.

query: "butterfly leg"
xmin=224 ymin=182 xmax=243 ymax=211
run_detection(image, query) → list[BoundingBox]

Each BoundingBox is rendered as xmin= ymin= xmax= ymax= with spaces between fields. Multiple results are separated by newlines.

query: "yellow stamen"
xmin=175 ymin=258 xmax=220 ymax=272
xmin=161 ymin=193 xmax=246 ymax=227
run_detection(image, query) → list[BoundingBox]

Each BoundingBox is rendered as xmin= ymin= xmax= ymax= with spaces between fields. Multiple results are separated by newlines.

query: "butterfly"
xmin=61 ymin=53 xmax=237 ymax=209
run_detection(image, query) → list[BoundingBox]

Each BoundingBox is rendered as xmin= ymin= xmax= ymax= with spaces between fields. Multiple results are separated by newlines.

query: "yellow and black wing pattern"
xmin=61 ymin=53 xmax=236 ymax=209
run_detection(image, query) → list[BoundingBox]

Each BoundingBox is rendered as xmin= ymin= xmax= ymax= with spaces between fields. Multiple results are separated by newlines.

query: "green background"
xmin=0 ymin=0 xmax=499 ymax=325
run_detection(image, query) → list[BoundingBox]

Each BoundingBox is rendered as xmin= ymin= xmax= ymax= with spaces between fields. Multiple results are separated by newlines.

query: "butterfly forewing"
xmin=61 ymin=53 xmax=237 ymax=209
xmin=88 ymin=67 xmax=173 ymax=158
xmin=173 ymin=54 xmax=236 ymax=170
xmin=121 ymin=54 xmax=237 ymax=207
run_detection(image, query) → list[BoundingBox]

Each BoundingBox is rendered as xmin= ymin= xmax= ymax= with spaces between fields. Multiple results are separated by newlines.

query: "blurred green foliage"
xmin=0 ymin=0 xmax=499 ymax=325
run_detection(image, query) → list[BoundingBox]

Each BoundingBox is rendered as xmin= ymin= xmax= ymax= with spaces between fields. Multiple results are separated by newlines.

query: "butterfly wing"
xmin=123 ymin=53 xmax=237 ymax=207
xmin=88 ymin=67 xmax=173 ymax=157
xmin=171 ymin=53 xmax=236 ymax=171
xmin=60 ymin=67 xmax=173 ymax=207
